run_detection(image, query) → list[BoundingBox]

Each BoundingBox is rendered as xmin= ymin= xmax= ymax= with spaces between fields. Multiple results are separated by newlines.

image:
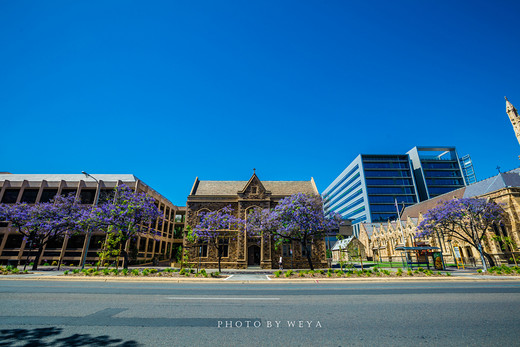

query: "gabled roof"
xmin=401 ymin=167 xmax=520 ymax=219
xmin=189 ymin=174 xmax=318 ymax=196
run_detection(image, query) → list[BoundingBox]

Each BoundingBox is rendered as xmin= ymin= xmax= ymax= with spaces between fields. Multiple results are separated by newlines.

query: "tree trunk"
xmin=483 ymin=251 xmax=496 ymax=268
xmin=121 ymin=249 xmax=129 ymax=270
xmin=217 ymin=246 xmax=222 ymax=273
xmin=32 ymin=244 xmax=45 ymax=271
xmin=302 ymin=240 xmax=314 ymax=270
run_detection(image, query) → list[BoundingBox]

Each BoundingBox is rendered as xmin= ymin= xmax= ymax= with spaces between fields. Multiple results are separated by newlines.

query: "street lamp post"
xmin=80 ymin=171 xmax=101 ymax=270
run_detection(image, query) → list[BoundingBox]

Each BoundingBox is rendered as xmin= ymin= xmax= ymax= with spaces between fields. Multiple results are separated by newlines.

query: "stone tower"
xmin=506 ymin=97 xmax=520 ymax=146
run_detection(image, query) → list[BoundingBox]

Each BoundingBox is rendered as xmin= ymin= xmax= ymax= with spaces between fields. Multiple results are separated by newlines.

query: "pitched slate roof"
xmin=191 ymin=179 xmax=318 ymax=196
xmin=401 ymin=167 xmax=520 ymax=219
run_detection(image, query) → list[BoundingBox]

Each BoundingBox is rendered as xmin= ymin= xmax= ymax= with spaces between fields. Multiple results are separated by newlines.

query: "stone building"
xmin=357 ymin=169 xmax=520 ymax=267
xmin=0 ymin=173 xmax=185 ymax=266
xmin=506 ymin=97 xmax=520 ymax=146
xmin=186 ymin=173 xmax=327 ymax=269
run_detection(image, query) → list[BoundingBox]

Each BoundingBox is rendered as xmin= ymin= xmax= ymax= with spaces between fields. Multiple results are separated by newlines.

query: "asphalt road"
xmin=0 ymin=280 xmax=519 ymax=346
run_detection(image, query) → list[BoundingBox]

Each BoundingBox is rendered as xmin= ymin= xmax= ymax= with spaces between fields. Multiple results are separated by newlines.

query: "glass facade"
xmin=323 ymin=146 xmax=474 ymax=229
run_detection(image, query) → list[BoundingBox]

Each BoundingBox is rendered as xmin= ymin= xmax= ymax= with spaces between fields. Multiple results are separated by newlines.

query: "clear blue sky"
xmin=2 ymin=1 xmax=520 ymax=206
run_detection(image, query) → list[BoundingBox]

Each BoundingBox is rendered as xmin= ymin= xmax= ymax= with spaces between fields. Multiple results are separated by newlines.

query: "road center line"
xmin=167 ymin=297 xmax=280 ymax=300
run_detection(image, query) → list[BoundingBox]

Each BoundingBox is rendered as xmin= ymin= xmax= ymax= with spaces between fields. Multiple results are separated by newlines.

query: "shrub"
xmin=12 ymin=268 xmax=19 ymax=274
xmin=121 ymin=269 xmax=129 ymax=276
xmin=131 ymin=269 xmax=139 ymax=276
xmin=200 ymin=269 xmax=207 ymax=277
xmin=111 ymin=269 xmax=119 ymax=276
xmin=43 ymin=263 xmax=50 ymax=266
xmin=72 ymin=269 xmax=80 ymax=274
xmin=142 ymin=269 xmax=150 ymax=276
xmin=318 ymin=270 xmax=325 ymax=275
xmin=179 ymin=268 xmax=187 ymax=276
xmin=51 ymin=261 xmax=58 ymax=266
xmin=396 ymin=268 xmax=403 ymax=276
xmin=407 ymin=269 xmax=413 ymax=276
xmin=23 ymin=269 xmax=28 ymax=274
xmin=102 ymin=269 xmax=110 ymax=276
xmin=446 ymin=272 xmax=451 ymax=276
xmin=417 ymin=267 xmax=424 ymax=272
xmin=93 ymin=271 xmax=100 ymax=276
xmin=477 ymin=269 xmax=483 ymax=273
xmin=285 ymin=270 xmax=293 ymax=277
xmin=211 ymin=271 xmax=220 ymax=277
xmin=87 ymin=268 xmax=95 ymax=274
xmin=274 ymin=270 xmax=282 ymax=278
xmin=150 ymin=269 xmax=158 ymax=274
xmin=326 ymin=272 xmax=332 ymax=277
xmin=5 ymin=265 xmax=13 ymax=271
xmin=298 ymin=271 xmax=305 ymax=277
xmin=383 ymin=270 xmax=391 ymax=276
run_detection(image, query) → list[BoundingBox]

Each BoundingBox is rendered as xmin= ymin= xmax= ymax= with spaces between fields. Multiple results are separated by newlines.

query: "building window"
xmin=20 ymin=189 xmax=39 ymax=204
xmin=40 ymin=189 xmax=59 ymax=203
xmin=60 ymin=189 xmax=77 ymax=197
xmin=79 ymin=189 xmax=96 ymax=205
xmin=1 ymin=189 xmax=20 ymax=204
xmin=283 ymin=243 xmax=292 ymax=257
xmin=4 ymin=233 xmax=24 ymax=249
xmin=251 ymin=186 xmax=258 ymax=194
xmin=199 ymin=241 xmax=208 ymax=258
xmin=219 ymin=238 xmax=229 ymax=257
xmin=301 ymin=243 xmax=312 ymax=257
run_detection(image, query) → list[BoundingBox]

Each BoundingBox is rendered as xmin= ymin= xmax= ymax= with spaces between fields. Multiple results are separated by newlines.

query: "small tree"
xmin=0 ymin=194 xmax=88 ymax=270
xmin=417 ymin=198 xmax=505 ymax=270
xmin=93 ymin=185 xmax=162 ymax=269
xmin=193 ymin=206 xmax=244 ymax=272
xmin=247 ymin=193 xmax=341 ymax=270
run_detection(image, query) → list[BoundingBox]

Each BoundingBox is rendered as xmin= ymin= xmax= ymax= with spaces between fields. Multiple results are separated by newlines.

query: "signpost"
xmin=452 ymin=245 xmax=465 ymax=269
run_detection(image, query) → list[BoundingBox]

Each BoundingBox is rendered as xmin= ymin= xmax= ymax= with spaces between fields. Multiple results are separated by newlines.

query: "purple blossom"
xmin=416 ymin=197 xmax=505 ymax=267
xmin=90 ymin=185 xmax=162 ymax=269
xmin=193 ymin=205 xmax=245 ymax=272
xmin=246 ymin=193 xmax=340 ymax=270
xmin=0 ymin=194 xmax=89 ymax=270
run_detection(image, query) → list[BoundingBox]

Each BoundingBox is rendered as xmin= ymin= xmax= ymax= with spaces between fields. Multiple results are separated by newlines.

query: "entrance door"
xmin=247 ymin=245 xmax=261 ymax=266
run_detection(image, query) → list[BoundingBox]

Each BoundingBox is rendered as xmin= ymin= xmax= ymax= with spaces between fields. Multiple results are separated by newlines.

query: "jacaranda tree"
xmin=93 ymin=185 xmax=162 ymax=269
xmin=193 ymin=206 xmax=244 ymax=272
xmin=417 ymin=198 xmax=505 ymax=269
xmin=0 ymin=194 xmax=89 ymax=270
xmin=247 ymin=193 xmax=341 ymax=270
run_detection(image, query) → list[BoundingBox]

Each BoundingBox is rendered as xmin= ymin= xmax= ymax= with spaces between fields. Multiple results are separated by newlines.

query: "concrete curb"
xmin=1 ymin=274 xmax=519 ymax=283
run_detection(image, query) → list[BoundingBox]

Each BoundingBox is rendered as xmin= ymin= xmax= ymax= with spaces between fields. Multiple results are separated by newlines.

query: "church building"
xmin=185 ymin=172 xmax=327 ymax=269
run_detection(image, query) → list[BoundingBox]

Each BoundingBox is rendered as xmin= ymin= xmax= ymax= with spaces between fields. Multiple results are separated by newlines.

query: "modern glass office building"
xmin=323 ymin=146 xmax=473 ymax=233
xmin=322 ymin=154 xmax=419 ymax=235
xmin=407 ymin=146 xmax=469 ymax=201
xmin=459 ymin=154 xmax=477 ymax=185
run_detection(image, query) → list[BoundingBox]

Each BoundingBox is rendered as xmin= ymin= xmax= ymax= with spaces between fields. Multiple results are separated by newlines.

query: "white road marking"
xmin=265 ymin=275 xmax=272 ymax=280
xmin=224 ymin=275 xmax=234 ymax=280
xmin=167 ymin=297 xmax=280 ymax=300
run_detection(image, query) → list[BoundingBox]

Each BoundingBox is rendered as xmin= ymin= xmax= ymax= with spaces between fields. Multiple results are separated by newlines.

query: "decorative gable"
xmin=238 ymin=173 xmax=271 ymax=199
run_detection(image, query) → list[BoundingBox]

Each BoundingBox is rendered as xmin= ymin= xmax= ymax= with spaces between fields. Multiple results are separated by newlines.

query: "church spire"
xmin=505 ymin=97 xmax=520 ymax=146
